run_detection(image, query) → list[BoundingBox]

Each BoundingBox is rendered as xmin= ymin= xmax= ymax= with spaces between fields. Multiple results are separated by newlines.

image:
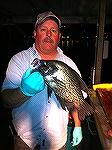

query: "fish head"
xmin=38 ymin=60 xmax=60 ymax=89
xmin=31 ymin=59 xmax=57 ymax=75
xmin=31 ymin=59 xmax=60 ymax=88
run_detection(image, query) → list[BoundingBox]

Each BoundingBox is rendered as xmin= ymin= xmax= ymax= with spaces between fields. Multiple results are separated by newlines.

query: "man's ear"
xmin=58 ymin=33 xmax=61 ymax=44
xmin=33 ymin=30 xmax=37 ymax=39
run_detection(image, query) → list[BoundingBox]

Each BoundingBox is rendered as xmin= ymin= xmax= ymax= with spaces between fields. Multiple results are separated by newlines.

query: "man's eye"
xmin=40 ymin=28 xmax=46 ymax=32
xmin=51 ymin=29 xmax=58 ymax=34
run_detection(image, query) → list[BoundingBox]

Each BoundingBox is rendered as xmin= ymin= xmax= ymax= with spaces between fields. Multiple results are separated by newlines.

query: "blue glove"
xmin=20 ymin=67 xmax=45 ymax=96
xmin=71 ymin=127 xmax=82 ymax=146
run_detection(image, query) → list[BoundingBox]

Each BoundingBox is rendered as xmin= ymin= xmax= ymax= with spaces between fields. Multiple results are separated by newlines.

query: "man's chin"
xmin=43 ymin=46 xmax=54 ymax=52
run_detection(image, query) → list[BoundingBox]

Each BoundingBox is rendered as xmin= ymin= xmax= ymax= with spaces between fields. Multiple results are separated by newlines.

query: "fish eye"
xmin=50 ymin=81 xmax=56 ymax=87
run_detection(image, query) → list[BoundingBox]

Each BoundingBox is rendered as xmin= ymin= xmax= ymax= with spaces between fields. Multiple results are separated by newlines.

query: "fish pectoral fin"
xmin=55 ymin=94 xmax=67 ymax=110
xmin=60 ymin=102 xmax=67 ymax=110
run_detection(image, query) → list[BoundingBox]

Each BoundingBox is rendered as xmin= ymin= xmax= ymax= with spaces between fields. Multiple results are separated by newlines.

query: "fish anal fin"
xmin=78 ymin=102 xmax=94 ymax=121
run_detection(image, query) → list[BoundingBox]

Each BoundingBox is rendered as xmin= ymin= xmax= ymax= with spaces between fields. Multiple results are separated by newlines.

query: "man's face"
xmin=34 ymin=19 xmax=61 ymax=54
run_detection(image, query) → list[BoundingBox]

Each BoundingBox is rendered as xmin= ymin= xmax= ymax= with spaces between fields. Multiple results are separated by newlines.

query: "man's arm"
xmin=71 ymin=110 xmax=83 ymax=146
xmin=72 ymin=110 xmax=81 ymax=127
xmin=1 ymin=67 xmax=45 ymax=108
xmin=1 ymin=88 xmax=30 ymax=108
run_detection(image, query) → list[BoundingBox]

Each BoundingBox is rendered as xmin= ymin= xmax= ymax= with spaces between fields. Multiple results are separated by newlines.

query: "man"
xmin=1 ymin=11 xmax=86 ymax=150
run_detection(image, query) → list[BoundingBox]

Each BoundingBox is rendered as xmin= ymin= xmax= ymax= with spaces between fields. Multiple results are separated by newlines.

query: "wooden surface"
xmin=89 ymin=88 xmax=112 ymax=150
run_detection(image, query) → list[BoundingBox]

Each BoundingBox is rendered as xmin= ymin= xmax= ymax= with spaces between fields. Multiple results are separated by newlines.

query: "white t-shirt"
xmin=2 ymin=44 xmax=87 ymax=149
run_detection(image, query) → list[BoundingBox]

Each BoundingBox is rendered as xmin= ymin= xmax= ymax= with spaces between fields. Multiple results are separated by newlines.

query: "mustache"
xmin=43 ymin=37 xmax=54 ymax=43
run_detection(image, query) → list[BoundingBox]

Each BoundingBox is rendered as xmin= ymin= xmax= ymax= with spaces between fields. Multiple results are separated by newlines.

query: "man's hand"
xmin=20 ymin=67 xmax=45 ymax=96
xmin=71 ymin=127 xmax=82 ymax=146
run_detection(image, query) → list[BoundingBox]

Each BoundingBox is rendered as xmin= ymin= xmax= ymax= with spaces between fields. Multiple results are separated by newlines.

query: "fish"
xmin=31 ymin=58 xmax=94 ymax=121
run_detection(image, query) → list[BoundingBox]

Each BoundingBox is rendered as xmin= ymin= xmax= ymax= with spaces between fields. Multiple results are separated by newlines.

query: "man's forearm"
xmin=1 ymin=88 xmax=30 ymax=108
xmin=72 ymin=110 xmax=81 ymax=127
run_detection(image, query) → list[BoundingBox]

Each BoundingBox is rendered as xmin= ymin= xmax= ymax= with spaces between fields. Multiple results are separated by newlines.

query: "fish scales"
xmin=32 ymin=59 xmax=94 ymax=121
xmin=51 ymin=61 xmax=93 ymax=120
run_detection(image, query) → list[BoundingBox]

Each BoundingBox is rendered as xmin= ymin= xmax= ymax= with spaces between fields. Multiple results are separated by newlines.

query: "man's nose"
xmin=46 ymin=30 xmax=51 ymax=36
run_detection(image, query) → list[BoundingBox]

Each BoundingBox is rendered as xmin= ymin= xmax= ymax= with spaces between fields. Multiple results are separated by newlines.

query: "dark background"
xmin=1 ymin=22 xmax=111 ymax=150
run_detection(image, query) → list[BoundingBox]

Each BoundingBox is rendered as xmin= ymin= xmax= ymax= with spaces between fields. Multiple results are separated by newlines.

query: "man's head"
xmin=33 ymin=11 xmax=61 ymax=56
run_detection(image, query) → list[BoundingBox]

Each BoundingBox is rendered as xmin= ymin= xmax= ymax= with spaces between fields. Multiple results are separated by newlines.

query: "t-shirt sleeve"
xmin=2 ymin=54 xmax=26 ymax=90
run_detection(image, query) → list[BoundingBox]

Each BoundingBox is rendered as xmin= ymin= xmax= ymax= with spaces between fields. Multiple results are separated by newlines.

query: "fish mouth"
xmin=31 ymin=58 xmax=42 ymax=69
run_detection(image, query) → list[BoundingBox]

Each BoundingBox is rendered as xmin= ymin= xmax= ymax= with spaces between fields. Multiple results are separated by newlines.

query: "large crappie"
xmin=31 ymin=58 xmax=94 ymax=121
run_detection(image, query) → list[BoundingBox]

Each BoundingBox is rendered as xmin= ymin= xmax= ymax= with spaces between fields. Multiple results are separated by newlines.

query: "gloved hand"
xmin=20 ymin=67 xmax=45 ymax=96
xmin=71 ymin=127 xmax=82 ymax=146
